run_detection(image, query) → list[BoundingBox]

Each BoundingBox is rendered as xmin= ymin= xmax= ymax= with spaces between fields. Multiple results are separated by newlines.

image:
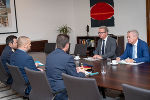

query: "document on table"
xmin=118 ymin=60 xmax=144 ymax=65
xmin=83 ymin=57 xmax=101 ymax=61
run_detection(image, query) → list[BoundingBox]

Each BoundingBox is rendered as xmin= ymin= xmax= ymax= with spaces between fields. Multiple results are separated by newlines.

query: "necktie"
xmin=102 ymin=40 xmax=105 ymax=55
xmin=132 ymin=45 xmax=136 ymax=59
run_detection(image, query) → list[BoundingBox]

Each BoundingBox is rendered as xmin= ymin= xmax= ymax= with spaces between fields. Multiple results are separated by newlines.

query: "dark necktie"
xmin=102 ymin=40 xmax=105 ymax=55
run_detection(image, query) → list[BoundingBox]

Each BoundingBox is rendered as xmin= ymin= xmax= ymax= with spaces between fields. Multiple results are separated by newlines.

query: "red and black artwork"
xmin=90 ymin=0 xmax=114 ymax=27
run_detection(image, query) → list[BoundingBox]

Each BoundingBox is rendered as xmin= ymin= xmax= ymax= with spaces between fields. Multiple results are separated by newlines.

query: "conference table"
xmin=79 ymin=59 xmax=150 ymax=91
xmin=29 ymin=52 xmax=150 ymax=91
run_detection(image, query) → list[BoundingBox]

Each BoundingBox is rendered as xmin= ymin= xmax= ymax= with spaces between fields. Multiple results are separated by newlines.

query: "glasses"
xmin=98 ymin=32 xmax=106 ymax=34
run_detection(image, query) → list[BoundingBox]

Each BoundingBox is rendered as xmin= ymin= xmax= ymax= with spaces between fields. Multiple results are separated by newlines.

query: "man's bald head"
xmin=17 ymin=36 xmax=31 ymax=52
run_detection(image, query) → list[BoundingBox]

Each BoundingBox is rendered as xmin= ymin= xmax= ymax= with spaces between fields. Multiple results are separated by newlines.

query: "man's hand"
xmin=125 ymin=58 xmax=134 ymax=63
xmin=76 ymin=67 xmax=85 ymax=73
xmin=93 ymin=55 xmax=102 ymax=59
xmin=35 ymin=63 xmax=39 ymax=67
xmin=116 ymin=57 xmax=121 ymax=62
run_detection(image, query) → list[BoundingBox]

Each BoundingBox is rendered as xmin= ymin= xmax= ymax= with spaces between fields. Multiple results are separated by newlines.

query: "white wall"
xmin=73 ymin=0 xmax=147 ymax=45
xmin=0 ymin=0 xmax=147 ymax=53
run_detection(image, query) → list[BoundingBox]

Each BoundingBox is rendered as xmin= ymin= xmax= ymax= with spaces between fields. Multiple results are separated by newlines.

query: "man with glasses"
xmin=93 ymin=26 xmax=117 ymax=59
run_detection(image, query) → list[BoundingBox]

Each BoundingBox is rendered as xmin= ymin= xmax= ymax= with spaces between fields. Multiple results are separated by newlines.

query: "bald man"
xmin=10 ymin=36 xmax=43 ymax=95
xmin=116 ymin=30 xmax=149 ymax=63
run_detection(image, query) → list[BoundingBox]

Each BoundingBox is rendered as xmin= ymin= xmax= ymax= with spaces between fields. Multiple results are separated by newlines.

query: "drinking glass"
xmin=101 ymin=65 xmax=106 ymax=74
xmin=107 ymin=58 xmax=111 ymax=65
xmin=75 ymin=60 xmax=80 ymax=67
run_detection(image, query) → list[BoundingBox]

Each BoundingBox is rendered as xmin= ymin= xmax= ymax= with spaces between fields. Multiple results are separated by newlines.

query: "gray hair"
xmin=99 ymin=26 xmax=109 ymax=32
xmin=127 ymin=30 xmax=139 ymax=37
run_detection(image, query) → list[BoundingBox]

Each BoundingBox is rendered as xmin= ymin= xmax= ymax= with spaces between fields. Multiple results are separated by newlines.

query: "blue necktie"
xmin=132 ymin=45 xmax=136 ymax=59
xmin=102 ymin=40 xmax=105 ymax=55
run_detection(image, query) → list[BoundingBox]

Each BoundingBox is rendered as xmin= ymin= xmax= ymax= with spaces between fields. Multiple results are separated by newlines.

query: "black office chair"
xmin=115 ymin=45 xmax=121 ymax=57
xmin=7 ymin=63 xmax=28 ymax=97
xmin=122 ymin=84 xmax=150 ymax=100
xmin=0 ymin=58 xmax=9 ymax=85
xmin=25 ymin=67 xmax=55 ymax=100
xmin=62 ymin=73 xmax=102 ymax=100
xmin=44 ymin=43 xmax=56 ymax=54
xmin=74 ymin=44 xmax=87 ymax=57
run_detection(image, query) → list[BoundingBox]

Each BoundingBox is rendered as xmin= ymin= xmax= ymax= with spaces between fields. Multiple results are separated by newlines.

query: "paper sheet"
xmin=83 ymin=57 xmax=100 ymax=61
xmin=118 ymin=60 xmax=144 ymax=65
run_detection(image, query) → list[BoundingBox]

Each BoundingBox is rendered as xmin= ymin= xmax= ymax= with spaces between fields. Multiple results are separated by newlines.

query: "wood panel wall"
xmin=0 ymin=40 xmax=48 ymax=55
xmin=146 ymin=0 xmax=150 ymax=46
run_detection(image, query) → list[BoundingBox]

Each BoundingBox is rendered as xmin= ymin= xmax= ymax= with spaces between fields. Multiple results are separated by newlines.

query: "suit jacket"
xmin=120 ymin=39 xmax=149 ymax=63
xmin=1 ymin=46 xmax=14 ymax=74
xmin=94 ymin=36 xmax=117 ymax=59
xmin=46 ymin=48 xmax=85 ymax=92
xmin=10 ymin=49 xmax=39 ymax=83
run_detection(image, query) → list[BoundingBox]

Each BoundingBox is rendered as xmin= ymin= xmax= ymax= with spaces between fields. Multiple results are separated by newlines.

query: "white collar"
xmin=103 ymin=36 xmax=108 ymax=41
xmin=133 ymin=39 xmax=138 ymax=46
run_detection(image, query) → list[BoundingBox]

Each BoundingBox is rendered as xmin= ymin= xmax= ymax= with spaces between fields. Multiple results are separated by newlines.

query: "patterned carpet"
xmin=0 ymin=82 xmax=27 ymax=100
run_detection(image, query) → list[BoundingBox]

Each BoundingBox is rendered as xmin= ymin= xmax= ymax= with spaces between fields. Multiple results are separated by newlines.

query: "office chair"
xmin=44 ymin=43 xmax=56 ymax=54
xmin=74 ymin=44 xmax=87 ymax=57
xmin=62 ymin=73 xmax=102 ymax=100
xmin=7 ymin=63 xmax=28 ymax=97
xmin=25 ymin=67 xmax=55 ymax=100
xmin=0 ymin=58 xmax=9 ymax=85
xmin=122 ymin=84 xmax=150 ymax=100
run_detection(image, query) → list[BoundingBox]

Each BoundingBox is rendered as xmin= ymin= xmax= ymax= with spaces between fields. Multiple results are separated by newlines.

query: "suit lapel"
xmin=105 ymin=37 xmax=110 ymax=51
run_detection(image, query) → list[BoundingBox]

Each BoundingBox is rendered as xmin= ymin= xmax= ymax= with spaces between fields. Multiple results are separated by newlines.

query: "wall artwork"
xmin=90 ymin=0 xmax=114 ymax=27
xmin=0 ymin=0 xmax=18 ymax=34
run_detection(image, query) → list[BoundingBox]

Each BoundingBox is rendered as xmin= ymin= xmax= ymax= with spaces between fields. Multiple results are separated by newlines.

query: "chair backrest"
xmin=6 ymin=63 xmax=27 ymax=96
xmin=44 ymin=43 xmax=56 ymax=54
xmin=115 ymin=45 xmax=121 ymax=57
xmin=62 ymin=73 xmax=102 ymax=100
xmin=0 ymin=58 xmax=8 ymax=84
xmin=74 ymin=44 xmax=87 ymax=57
xmin=25 ymin=67 xmax=54 ymax=100
xmin=122 ymin=84 xmax=150 ymax=100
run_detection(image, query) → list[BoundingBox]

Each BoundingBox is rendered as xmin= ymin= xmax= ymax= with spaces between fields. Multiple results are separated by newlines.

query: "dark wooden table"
xmin=79 ymin=59 xmax=150 ymax=91
xmin=28 ymin=52 xmax=150 ymax=91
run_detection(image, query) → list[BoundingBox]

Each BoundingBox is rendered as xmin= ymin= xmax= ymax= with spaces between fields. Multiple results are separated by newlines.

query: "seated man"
xmin=116 ymin=30 xmax=149 ymax=63
xmin=1 ymin=35 xmax=17 ymax=84
xmin=10 ymin=36 xmax=43 ymax=95
xmin=93 ymin=26 xmax=117 ymax=59
xmin=46 ymin=34 xmax=85 ymax=100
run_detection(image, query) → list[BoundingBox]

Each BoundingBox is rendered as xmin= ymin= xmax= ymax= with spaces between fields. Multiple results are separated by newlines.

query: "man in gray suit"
xmin=93 ymin=26 xmax=117 ymax=59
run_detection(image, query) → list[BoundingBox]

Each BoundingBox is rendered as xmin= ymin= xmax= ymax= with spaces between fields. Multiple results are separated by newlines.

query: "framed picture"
xmin=90 ymin=0 xmax=114 ymax=27
xmin=0 ymin=0 xmax=18 ymax=34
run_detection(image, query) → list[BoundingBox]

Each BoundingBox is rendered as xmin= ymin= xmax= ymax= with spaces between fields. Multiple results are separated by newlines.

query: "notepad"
xmin=118 ymin=60 xmax=144 ymax=65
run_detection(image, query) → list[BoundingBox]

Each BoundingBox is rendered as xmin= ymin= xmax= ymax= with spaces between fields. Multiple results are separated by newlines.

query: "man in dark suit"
xmin=10 ymin=36 xmax=43 ymax=95
xmin=116 ymin=30 xmax=149 ymax=63
xmin=46 ymin=34 xmax=85 ymax=100
xmin=1 ymin=35 xmax=17 ymax=84
xmin=93 ymin=26 xmax=117 ymax=59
